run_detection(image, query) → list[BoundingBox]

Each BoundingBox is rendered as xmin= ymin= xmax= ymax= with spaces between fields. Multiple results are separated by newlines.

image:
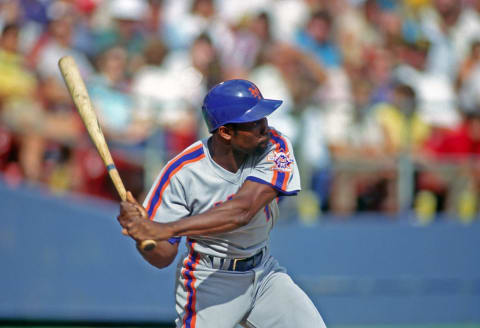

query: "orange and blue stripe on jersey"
xmin=146 ymin=144 xmax=205 ymax=220
xmin=246 ymin=129 xmax=298 ymax=196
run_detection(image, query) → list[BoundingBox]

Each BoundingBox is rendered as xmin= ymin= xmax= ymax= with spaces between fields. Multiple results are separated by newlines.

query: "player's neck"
xmin=208 ymin=137 xmax=246 ymax=173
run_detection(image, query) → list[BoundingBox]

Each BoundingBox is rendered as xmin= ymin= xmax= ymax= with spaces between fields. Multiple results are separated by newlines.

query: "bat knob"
xmin=140 ymin=239 xmax=157 ymax=251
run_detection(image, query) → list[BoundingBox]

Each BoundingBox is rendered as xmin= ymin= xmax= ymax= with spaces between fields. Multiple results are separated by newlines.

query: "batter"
xmin=117 ymin=79 xmax=327 ymax=327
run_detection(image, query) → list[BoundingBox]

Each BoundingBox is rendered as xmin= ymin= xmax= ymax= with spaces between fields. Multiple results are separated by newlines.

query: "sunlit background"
xmin=1 ymin=0 xmax=479 ymax=327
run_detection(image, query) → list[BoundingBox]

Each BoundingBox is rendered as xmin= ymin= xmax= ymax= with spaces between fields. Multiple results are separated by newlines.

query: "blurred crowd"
xmin=1 ymin=0 xmax=480 ymax=221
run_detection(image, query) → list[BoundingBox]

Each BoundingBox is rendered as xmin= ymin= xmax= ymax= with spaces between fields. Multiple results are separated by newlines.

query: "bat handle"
xmin=107 ymin=164 xmax=127 ymax=202
xmin=112 ymin=167 xmax=157 ymax=251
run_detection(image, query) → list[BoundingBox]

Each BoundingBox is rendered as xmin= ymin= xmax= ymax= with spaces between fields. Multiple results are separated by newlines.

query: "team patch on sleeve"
xmin=267 ymin=129 xmax=294 ymax=191
xmin=267 ymin=149 xmax=294 ymax=172
xmin=247 ymin=129 xmax=300 ymax=195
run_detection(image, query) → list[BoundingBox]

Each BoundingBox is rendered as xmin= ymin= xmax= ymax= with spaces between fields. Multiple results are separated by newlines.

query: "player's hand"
xmin=117 ymin=191 xmax=171 ymax=242
xmin=117 ymin=191 xmax=145 ymax=236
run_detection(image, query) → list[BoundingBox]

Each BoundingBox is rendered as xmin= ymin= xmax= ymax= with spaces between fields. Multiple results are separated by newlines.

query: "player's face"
xmin=229 ymin=118 xmax=270 ymax=155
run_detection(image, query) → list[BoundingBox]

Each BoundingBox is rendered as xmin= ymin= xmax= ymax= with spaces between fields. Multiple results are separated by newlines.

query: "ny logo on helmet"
xmin=248 ymin=87 xmax=261 ymax=99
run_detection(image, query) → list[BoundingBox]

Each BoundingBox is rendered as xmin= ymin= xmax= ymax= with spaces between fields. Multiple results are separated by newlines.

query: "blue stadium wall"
xmin=0 ymin=181 xmax=479 ymax=326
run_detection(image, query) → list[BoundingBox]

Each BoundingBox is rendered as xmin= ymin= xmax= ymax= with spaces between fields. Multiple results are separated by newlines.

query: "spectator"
xmin=298 ymin=104 xmax=332 ymax=214
xmin=163 ymin=0 xmax=231 ymax=52
xmin=0 ymin=0 xmax=23 ymax=32
xmin=250 ymin=43 xmax=326 ymax=144
xmin=2 ymin=0 xmax=480 ymax=218
xmin=365 ymin=47 xmax=397 ymax=105
xmin=70 ymin=0 xmax=100 ymax=60
xmin=89 ymin=46 xmax=151 ymax=147
xmin=133 ymin=34 xmax=215 ymax=157
xmin=30 ymin=0 xmax=93 ymax=82
xmin=335 ymin=0 xmax=384 ymax=71
xmin=87 ymin=45 xmax=151 ymax=198
xmin=0 ymin=24 xmax=36 ymax=101
xmin=130 ymin=37 xmax=172 ymax=183
xmin=0 ymin=23 xmax=42 ymax=183
xmin=417 ymin=0 xmax=460 ymax=79
xmin=394 ymin=38 xmax=460 ymax=131
xmin=93 ymin=0 xmax=148 ymax=75
xmin=417 ymin=110 xmax=480 ymax=216
xmin=328 ymin=78 xmax=394 ymax=214
xmin=265 ymin=0 xmax=308 ymax=44
xmin=295 ymin=10 xmax=342 ymax=69
xmin=188 ymin=33 xmax=223 ymax=91
xmin=373 ymin=83 xmax=431 ymax=212
xmin=131 ymin=38 xmax=170 ymax=125
xmin=221 ymin=11 xmax=273 ymax=77
xmin=458 ymin=41 xmax=480 ymax=114
xmin=144 ymin=0 xmax=167 ymax=36
xmin=374 ymin=83 xmax=430 ymax=155
xmin=450 ymin=0 xmax=480 ymax=64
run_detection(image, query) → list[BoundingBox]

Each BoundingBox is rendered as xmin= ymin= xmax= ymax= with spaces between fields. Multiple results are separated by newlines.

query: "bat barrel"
xmin=58 ymin=55 xmax=156 ymax=251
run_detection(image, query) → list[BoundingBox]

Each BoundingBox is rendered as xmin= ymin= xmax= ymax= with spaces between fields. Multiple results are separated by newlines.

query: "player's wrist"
xmin=162 ymin=222 xmax=177 ymax=240
xmin=147 ymin=220 xmax=176 ymax=241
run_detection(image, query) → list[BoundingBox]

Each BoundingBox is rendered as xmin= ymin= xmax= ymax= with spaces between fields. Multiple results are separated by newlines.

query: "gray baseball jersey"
xmin=143 ymin=128 xmax=326 ymax=328
xmin=143 ymin=128 xmax=300 ymax=258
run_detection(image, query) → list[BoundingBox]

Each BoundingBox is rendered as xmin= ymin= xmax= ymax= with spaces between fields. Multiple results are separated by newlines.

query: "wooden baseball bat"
xmin=58 ymin=55 xmax=157 ymax=252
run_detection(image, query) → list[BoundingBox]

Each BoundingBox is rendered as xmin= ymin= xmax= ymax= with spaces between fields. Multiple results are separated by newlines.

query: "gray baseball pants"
xmin=174 ymin=247 xmax=327 ymax=328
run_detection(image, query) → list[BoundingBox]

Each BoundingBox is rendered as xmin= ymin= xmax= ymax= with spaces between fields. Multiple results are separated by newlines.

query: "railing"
xmin=296 ymin=154 xmax=480 ymax=224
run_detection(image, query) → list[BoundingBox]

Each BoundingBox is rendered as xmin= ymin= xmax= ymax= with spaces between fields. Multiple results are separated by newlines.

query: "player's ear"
xmin=218 ymin=125 xmax=233 ymax=141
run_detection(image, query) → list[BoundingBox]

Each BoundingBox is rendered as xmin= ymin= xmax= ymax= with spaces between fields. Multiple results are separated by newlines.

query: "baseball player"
xmin=117 ymin=79 xmax=327 ymax=327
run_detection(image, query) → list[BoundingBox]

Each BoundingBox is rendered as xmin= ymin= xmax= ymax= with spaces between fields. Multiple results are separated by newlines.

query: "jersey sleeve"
xmin=143 ymin=172 xmax=190 ymax=244
xmin=246 ymin=129 xmax=301 ymax=196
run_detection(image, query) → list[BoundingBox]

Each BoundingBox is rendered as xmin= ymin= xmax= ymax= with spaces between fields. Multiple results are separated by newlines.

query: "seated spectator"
xmin=365 ymin=47 xmax=397 ymax=105
xmin=0 ymin=20 xmax=82 ymax=192
xmin=295 ymin=10 xmax=342 ymax=69
xmin=30 ymin=1 xmax=93 ymax=83
xmin=163 ymin=0 xmax=230 ymax=52
xmin=419 ymin=0 xmax=462 ymax=79
xmin=4 ymin=0 xmax=480 ymax=220
xmin=0 ymin=24 xmax=37 ymax=102
xmin=93 ymin=0 xmax=148 ymax=75
xmin=0 ymin=23 xmax=43 ymax=184
xmin=373 ymin=83 xmax=431 ymax=212
xmin=298 ymin=104 xmax=332 ymax=214
xmin=89 ymin=46 xmax=149 ymax=145
xmin=149 ymin=33 xmax=220 ymax=144
xmin=250 ymin=42 xmax=326 ymax=144
xmin=35 ymin=71 xmax=84 ymax=194
xmin=451 ymin=0 xmax=480 ymax=64
xmin=88 ymin=45 xmax=153 ymax=198
xmin=89 ymin=45 xmax=155 ymax=156
xmin=328 ymin=78 xmax=395 ymax=215
xmin=394 ymin=38 xmax=460 ymax=132
xmin=221 ymin=11 xmax=274 ymax=76
xmin=458 ymin=41 xmax=480 ymax=114
xmin=374 ymin=83 xmax=430 ymax=155
xmin=416 ymin=110 xmax=480 ymax=217
xmin=130 ymin=38 xmax=171 ymax=183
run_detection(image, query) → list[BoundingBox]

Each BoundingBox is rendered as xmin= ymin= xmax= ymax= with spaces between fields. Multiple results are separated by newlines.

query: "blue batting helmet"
xmin=202 ymin=79 xmax=283 ymax=132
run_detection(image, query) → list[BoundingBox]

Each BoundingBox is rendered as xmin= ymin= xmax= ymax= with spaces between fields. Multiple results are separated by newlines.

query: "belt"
xmin=206 ymin=250 xmax=264 ymax=272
